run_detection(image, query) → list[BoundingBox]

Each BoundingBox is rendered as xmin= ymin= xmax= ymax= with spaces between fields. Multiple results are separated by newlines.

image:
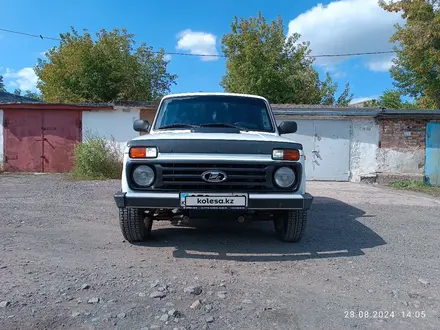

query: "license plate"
xmin=180 ymin=193 xmax=248 ymax=209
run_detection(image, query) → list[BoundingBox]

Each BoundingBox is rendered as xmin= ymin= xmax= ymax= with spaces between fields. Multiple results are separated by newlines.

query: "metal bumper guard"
xmin=114 ymin=191 xmax=313 ymax=210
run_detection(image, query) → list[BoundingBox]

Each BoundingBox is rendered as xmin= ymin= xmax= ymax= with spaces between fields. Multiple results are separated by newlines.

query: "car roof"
xmin=161 ymin=92 xmax=269 ymax=102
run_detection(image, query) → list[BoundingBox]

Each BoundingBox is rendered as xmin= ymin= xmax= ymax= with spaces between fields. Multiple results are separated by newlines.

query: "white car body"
xmin=114 ymin=92 xmax=313 ymax=243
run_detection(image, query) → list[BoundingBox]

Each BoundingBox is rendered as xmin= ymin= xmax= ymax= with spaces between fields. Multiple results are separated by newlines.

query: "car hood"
xmin=130 ymin=130 xmax=298 ymax=144
xmin=127 ymin=130 xmax=303 ymax=154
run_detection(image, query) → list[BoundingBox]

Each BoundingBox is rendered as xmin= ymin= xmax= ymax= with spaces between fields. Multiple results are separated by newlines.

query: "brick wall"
xmin=379 ymin=118 xmax=427 ymax=149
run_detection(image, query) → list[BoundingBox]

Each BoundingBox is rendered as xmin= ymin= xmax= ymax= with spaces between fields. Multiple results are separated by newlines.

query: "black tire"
xmin=273 ymin=209 xmax=308 ymax=242
xmin=119 ymin=208 xmax=152 ymax=243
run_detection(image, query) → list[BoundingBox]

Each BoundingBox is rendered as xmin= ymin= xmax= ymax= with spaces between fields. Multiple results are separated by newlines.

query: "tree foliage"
xmin=379 ymin=0 xmax=440 ymax=108
xmin=363 ymin=89 xmax=416 ymax=109
xmin=11 ymin=88 xmax=42 ymax=101
xmin=34 ymin=27 xmax=178 ymax=103
xmin=0 ymin=75 xmax=6 ymax=92
xmin=220 ymin=12 xmax=353 ymax=105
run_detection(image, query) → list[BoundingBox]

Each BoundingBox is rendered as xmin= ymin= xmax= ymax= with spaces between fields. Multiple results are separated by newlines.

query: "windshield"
xmin=153 ymin=95 xmax=275 ymax=132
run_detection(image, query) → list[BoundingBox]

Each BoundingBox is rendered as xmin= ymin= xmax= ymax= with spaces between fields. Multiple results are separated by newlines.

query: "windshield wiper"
xmin=199 ymin=123 xmax=248 ymax=131
xmin=158 ymin=123 xmax=199 ymax=130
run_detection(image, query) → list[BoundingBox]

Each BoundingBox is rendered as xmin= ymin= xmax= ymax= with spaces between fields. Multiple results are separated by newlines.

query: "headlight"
xmin=133 ymin=165 xmax=155 ymax=186
xmin=274 ymin=167 xmax=296 ymax=188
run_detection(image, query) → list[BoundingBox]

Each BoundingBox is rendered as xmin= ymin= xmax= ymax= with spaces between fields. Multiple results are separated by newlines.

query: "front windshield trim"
xmin=151 ymin=95 xmax=277 ymax=133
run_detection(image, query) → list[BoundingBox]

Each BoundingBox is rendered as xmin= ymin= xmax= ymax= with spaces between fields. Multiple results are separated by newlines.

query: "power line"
xmin=0 ymin=28 xmax=61 ymax=41
xmin=0 ymin=27 xmax=396 ymax=58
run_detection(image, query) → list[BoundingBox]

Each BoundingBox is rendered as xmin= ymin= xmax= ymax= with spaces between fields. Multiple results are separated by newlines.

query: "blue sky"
xmin=0 ymin=0 xmax=405 ymax=104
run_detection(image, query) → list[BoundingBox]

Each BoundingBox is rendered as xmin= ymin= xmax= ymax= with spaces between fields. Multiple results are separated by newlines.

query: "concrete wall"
xmin=0 ymin=110 xmax=3 ymax=169
xmin=350 ymin=119 xmax=380 ymax=182
xmin=82 ymin=106 xmax=140 ymax=154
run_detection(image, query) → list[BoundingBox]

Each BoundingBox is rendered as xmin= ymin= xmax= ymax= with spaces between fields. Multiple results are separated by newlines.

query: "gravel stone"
xmin=81 ymin=284 xmax=90 ymax=290
xmin=418 ymin=278 xmax=430 ymax=285
xmin=217 ymin=291 xmax=227 ymax=299
xmin=190 ymin=299 xmax=202 ymax=309
xmin=206 ymin=315 xmax=214 ymax=323
xmin=0 ymin=301 xmax=11 ymax=308
xmin=184 ymin=286 xmax=202 ymax=295
xmin=87 ymin=297 xmax=100 ymax=304
xmin=150 ymin=291 xmax=166 ymax=299
xmin=160 ymin=313 xmax=169 ymax=322
xmin=117 ymin=312 xmax=126 ymax=319
xmin=168 ymin=309 xmax=178 ymax=316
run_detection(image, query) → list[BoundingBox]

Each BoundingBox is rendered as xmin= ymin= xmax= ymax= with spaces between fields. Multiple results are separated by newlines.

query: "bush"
xmin=72 ymin=132 xmax=123 ymax=180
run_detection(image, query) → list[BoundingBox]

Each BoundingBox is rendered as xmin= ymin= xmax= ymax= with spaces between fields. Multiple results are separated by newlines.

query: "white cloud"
xmin=366 ymin=54 xmax=395 ymax=72
xmin=4 ymin=67 xmax=39 ymax=91
xmin=176 ymin=29 xmax=219 ymax=61
xmin=288 ymin=0 xmax=404 ymax=72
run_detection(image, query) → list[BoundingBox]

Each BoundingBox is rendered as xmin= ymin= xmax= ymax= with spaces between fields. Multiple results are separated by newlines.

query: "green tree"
xmin=10 ymin=88 xmax=41 ymax=100
xmin=319 ymin=72 xmax=353 ymax=106
xmin=220 ymin=12 xmax=353 ymax=105
xmin=379 ymin=0 xmax=440 ymax=108
xmin=34 ymin=27 xmax=177 ymax=103
xmin=363 ymin=89 xmax=416 ymax=109
xmin=0 ymin=75 xmax=6 ymax=92
xmin=23 ymin=90 xmax=42 ymax=101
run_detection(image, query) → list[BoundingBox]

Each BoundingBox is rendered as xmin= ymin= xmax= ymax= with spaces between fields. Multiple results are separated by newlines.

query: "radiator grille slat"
xmin=160 ymin=163 xmax=268 ymax=191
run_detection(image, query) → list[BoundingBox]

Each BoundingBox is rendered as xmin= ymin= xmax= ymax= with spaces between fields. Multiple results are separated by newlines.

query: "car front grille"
xmin=159 ymin=163 xmax=269 ymax=191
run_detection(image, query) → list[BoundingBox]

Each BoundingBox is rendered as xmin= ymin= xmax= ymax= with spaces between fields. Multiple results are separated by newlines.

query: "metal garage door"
xmin=281 ymin=119 xmax=351 ymax=181
xmin=425 ymin=122 xmax=440 ymax=186
xmin=4 ymin=110 xmax=82 ymax=172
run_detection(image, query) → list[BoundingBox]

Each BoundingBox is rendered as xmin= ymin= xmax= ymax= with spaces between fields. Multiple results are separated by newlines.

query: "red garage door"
xmin=4 ymin=109 xmax=82 ymax=172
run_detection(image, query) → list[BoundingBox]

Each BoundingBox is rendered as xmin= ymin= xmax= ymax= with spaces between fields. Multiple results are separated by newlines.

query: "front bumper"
xmin=114 ymin=191 xmax=313 ymax=210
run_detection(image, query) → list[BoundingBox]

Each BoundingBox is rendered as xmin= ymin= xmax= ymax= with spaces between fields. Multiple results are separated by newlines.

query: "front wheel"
xmin=119 ymin=208 xmax=152 ymax=243
xmin=274 ymin=209 xmax=308 ymax=242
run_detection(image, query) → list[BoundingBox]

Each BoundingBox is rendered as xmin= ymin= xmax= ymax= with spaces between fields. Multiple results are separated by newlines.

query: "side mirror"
xmin=133 ymin=119 xmax=150 ymax=133
xmin=277 ymin=121 xmax=297 ymax=134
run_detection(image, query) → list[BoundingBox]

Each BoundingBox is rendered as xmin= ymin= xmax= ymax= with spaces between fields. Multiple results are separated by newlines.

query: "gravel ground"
xmin=0 ymin=174 xmax=439 ymax=330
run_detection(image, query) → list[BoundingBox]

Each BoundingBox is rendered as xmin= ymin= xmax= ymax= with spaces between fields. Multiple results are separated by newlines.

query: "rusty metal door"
xmin=4 ymin=110 xmax=44 ymax=172
xmin=42 ymin=110 xmax=81 ymax=172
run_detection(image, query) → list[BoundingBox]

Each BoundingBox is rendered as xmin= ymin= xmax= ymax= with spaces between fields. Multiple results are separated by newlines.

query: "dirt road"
xmin=1 ymin=174 xmax=439 ymax=330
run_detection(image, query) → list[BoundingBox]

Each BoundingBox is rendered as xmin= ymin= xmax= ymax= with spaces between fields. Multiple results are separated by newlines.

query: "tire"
xmin=273 ymin=209 xmax=308 ymax=242
xmin=119 ymin=208 xmax=152 ymax=243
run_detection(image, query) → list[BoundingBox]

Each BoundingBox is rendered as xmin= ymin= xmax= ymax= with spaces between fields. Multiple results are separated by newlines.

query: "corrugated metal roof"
xmin=271 ymin=104 xmax=440 ymax=118
xmin=0 ymin=91 xmax=43 ymax=104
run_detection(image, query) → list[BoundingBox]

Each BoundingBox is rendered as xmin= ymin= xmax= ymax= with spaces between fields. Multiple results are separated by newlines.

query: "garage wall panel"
xmin=313 ymin=120 xmax=351 ymax=181
xmin=279 ymin=118 xmax=351 ymax=181
xmin=42 ymin=110 xmax=82 ymax=173
xmin=82 ymin=107 xmax=140 ymax=154
xmin=3 ymin=110 xmax=43 ymax=172
xmin=350 ymin=119 xmax=379 ymax=181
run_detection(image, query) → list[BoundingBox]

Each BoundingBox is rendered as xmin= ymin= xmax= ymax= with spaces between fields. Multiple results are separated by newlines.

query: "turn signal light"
xmin=272 ymin=149 xmax=300 ymax=161
xmin=129 ymin=147 xmax=158 ymax=158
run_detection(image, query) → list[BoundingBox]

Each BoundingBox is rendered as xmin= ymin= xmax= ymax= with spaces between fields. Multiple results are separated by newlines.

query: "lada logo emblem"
xmin=201 ymin=170 xmax=228 ymax=183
